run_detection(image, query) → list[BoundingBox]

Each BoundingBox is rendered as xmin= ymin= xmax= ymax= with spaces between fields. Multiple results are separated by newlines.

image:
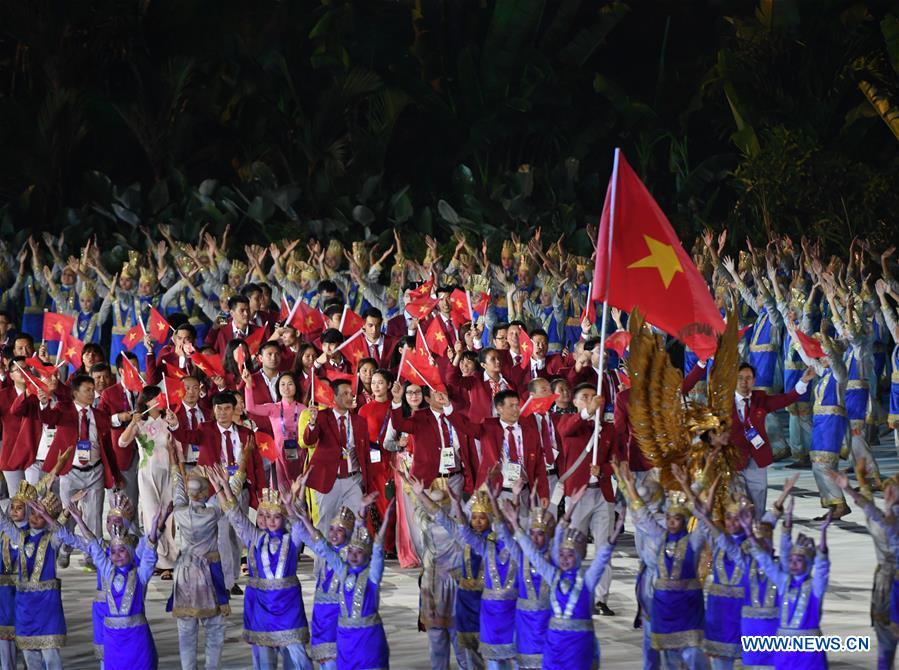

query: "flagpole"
xmin=591 ymin=147 xmax=620 ymax=466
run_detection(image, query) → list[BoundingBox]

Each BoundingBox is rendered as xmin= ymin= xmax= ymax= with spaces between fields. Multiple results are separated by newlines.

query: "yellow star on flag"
xmin=53 ymin=323 xmax=64 ymax=333
xmin=434 ymin=332 xmax=445 ymax=342
xmin=627 ymin=235 xmax=683 ymax=289
xmin=65 ymin=347 xmax=76 ymax=358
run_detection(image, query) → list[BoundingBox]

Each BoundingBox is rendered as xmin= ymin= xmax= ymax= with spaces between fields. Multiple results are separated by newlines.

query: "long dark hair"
xmin=136 ymin=386 xmax=162 ymax=414
xmin=401 ymin=380 xmax=425 ymax=417
xmin=223 ymin=339 xmax=254 ymax=378
xmin=275 ymin=372 xmax=299 ymax=402
xmin=77 ymin=343 xmax=106 ymax=374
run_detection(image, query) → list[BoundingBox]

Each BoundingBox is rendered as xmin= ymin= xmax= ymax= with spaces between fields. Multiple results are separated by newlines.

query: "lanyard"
xmin=279 ymin=401 xmax=300 ymax=439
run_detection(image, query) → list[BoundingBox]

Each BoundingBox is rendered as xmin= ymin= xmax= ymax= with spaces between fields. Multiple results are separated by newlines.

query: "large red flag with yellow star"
xmin=592 ymin=152 xmax=723 ymax=359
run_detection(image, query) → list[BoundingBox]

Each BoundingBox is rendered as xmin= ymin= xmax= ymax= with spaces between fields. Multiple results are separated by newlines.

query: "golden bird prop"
xmin=626 ymin=308 xmax=742 ymax=521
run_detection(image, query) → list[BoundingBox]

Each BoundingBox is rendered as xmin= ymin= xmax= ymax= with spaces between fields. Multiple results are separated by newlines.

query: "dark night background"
xmin=1 ymin=0 xmax=897 ymax=262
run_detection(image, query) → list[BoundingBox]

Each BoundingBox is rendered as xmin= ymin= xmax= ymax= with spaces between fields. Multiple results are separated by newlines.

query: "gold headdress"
xmin=108 ymin=491 xmax=135 ymax=522
xmin=347 ymin=525 xmax=373 ymax=554
xmin=325 ymin=240 xmax=344 ymax=261
xmin=219 ymin=285 xmax=236 ymax=301
xmin=528 ymin=506 xmax=554 ymax=532
xmin=37 ymin=491 xmax=62 ymax=519
xmin=724 ymin=494 xmax=753 ymax=517
xmin=11 ymin=481 xmax=37 ymax=505
xmin=426 ymin=476 xmax=451 ymax=506
xmin=228 ymin=260 xmax=248 ymax=279
xmin=559 ymin=526 xmax=587 ymax=556
xmin=501 ymin=240 xmax=515 ymax=263
xmin=635 ymin=477 xmax=664 ymax=507
xmin=665 ymin=491 xmax=691 ymax=518
xmin=139 ymin=265 xmax=156 ymax=287
xmin=351 ymin=242 xmax=369 ymax=272
xmin=79 ymin=282 xmax=97 ymax=304
xmin=122 ymin=250 xmax=140 ymax=279
xmin=258 ymin=488 xmax=285 ymax=516
xmin=470 ymin=490 xmax=492 ymax=517
xmin=789 ymin=533 xmax=816 ymax=559
xmin=540 ymin=276 xmax=560 ymax=296
xmin=330 ymin=506 xmax=356 ymax=533
xmin=186 ymin=469 xmax=211 ymax=498
xmin=109 ymin=523 xmax=139 ymax=551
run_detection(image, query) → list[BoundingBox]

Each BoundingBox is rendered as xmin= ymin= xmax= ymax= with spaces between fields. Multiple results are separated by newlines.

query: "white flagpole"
xmin=591 ymin=147 xmax=620 ymax=466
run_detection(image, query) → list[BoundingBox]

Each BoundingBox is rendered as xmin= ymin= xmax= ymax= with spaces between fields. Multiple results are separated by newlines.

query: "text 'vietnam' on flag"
xmin=591 ymin=151 xmax=724 ymax=360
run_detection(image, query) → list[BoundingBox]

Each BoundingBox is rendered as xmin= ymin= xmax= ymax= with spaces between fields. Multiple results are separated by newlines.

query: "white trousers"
xmin=567 ymin=487 xmax=613 ymax=601
xmin=177 ymin=614 xmax=226 ymax=670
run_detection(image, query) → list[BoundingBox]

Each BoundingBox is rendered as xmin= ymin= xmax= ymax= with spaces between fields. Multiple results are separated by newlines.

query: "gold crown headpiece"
xmin=665 ymin=490 xmax=691 ymax=518
xmin=108 ymin=491 xmax=135 ymax=522
xmin=351 ymin=241 xmax=369 ymax=271
xmin=79 ymin=282 xmax=97 ymax=303
xmin=470 ymin=489 xmax=493 ymax=517
xmin=258 ymin=488 xmax=285 ymax=515
xmin=426 ymin=476 xmax=451 ymax=506
xmin=330 ymin=506 xmax=356 ymax=533
xmin=228 ymin=260 xmax=248 ymax=278
xmin=528 ymin=506 xmax=554 ymax=532
xmin=11 ymin=481 xmax=37 ymax=505
xmin=559 ymin=526 xmax=587 ymax=556
xmin=122 ymin=250 xmax=140 ymax=279
xmin=139 ymin=264 xmax=156 ymax=286
xmin=636 ymin=477 xmax=664 ymax=506
xmin=37 ymin=491 xmax=62 ymax=519
xmin=540 ymin=276 xmax=560 ymax=296
xmin=109 ymin=523 xmax=139 ymax=551
xmin=325 ymin=239 xmax=344 ymax=260
xmin=501 ymin=240 xmax=515 ymax=261
xmin=347 ymin=525 xmax=373 ymax=553
xmin=724 ymin=494 xmax=753 ymax=516
xmin=789 ymin=533 xmax=816 ymax=560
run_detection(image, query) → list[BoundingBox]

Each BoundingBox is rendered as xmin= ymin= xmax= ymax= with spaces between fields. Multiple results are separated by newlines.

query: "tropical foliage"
xmin=1 ymin=0 xmax=897 ymax=257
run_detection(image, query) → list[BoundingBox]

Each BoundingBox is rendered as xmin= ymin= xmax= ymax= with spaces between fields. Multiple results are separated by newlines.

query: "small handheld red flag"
xmin=59 ymin=332 xmax=84 ymax=368
xmin=520 ymin=393 xmax=559 ymax=418
xmin=424 ymin=317 xmax=449 ymax=357
xmin=449 ymin=289 xmax=473 ymax=328
xmin=311 ymin=374 xmax=336 ymax=408
xmin=123 ymin=322 xmax=145 ymax=351
xmin=339 ymin=306 xmax=365 ymax=337
xmin=120 ymin=355 xmax=145 ymax=394
xmin=604 ymin=331 xmax=631 ymax=358
xmin=41 ymin=312 xmax=75 ymax=342
xmin=147 ymin=307 xmax=171 ymax=344
xmin=793 ymin=330 xmax=826 ymax=359
xmin=336 ymin=330 xmax=370 ymax=371
xmin=191 ymin=352 xmax=225 ymax=379
xmin=243 ymin=327 xmax=266 ymax=356
xmin=25 ymin=357 xmax=58 ymax=379
xmin=162 ymin=375 xmax=186 ymax=410
xmin=518 ymin=329 xmax=534 ymax=369
xmin=406 ymin=296 xmax=439 ymax=321
xmin=256 ymin=432 xmax=280 ymax=461
xmin=290 ymin=302 xmax=325 ymax=335
xmin=472 ymin=291 xmax=490 ymax=316
xmin=165 ymin=362 xmax=187 ymax=379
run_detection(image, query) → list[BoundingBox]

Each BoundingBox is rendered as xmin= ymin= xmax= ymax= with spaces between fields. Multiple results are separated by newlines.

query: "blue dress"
xmin=0 ymin=533 xmax=18 ymax=643
xmin=811 ymin=369 xmax=847 ymax=459
xmin=295 ymin=524 xmax=345 ymax=662
xmin=890 ymin=345 xmax=899 ymax=430
xmin=651 ymin=529 xmax=704 ymax=651
xmin=704 ymin=533 xmax=747 ymax=659
xmin=843 ymin=345 xmax=868 ymax=428
xmin=336 ymin=549 xmax=389 ymax=670
xmin=11 ymin=528 xmax=66 ymax=650
xmin=226 ymin=510 xmax=310 ymax=649
xmin=741 ymin=553 xmax=779 ymax=669
xmin=749 ymin=307 xmax=779 ymax=393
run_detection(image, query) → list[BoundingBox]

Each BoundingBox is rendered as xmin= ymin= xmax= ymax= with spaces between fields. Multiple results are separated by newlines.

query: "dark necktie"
xmin=338 ymin=415 xmax=349 ymax=477
xmin=79 ymin=408 xmax=90 ymax=442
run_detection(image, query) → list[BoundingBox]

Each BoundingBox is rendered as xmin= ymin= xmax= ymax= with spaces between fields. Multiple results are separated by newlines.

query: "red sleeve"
xmin=761 ymin=389 xmax=800 ymax=414
xmin=681 ymin=363 xmax=706 ymax=394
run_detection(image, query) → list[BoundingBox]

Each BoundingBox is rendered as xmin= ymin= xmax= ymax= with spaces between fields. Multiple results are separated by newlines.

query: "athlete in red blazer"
xmin=303 ymin=401 xmax=371 ymax=495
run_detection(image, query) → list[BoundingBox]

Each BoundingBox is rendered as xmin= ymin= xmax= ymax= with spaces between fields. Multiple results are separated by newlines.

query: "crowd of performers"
xmin=0 ymin=226 xmax=895 ymax=669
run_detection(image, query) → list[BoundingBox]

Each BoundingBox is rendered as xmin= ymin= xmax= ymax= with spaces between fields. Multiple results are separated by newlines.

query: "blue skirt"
xmin=811 ymin=415 xmax=847 ymax=454
xmin=479 ymin=597 xmax=516 ymax=659
xmin=845 ymin=388 xmax=868 ymax=422
xmin=244 ymin=583 xmax=309 ymax=647
xmin=741 ymin=610 xmax=777 ymax=668
xmin=652 ymin=587 xmax=704 ymax=650
xmin=15 ymin=585 xmax=66 ymax=648
xmin=104 ymin=619 xmax=157 ymax=670
xmin=890 ymin=579 xmax=899 ymax=629
xmin=93 ymin=598 xmax=108 ymax=652
xmin=0 ymin=582 xmax=13 ymax=640
xmin=515 ymin=605 xmax=551 ymax=664
xmin=337 ymin=620 xmax=389 ymax=670
xmin=750 ymin=351 xmax=777 ymax=390
xmin=705 ymin=593 xmax=742 ymax=657
xmin=311 ymin=601 xmax=339 ymax=660
xmin=543 ymin=624 xmax=598 ymax=670
xmin=455 ymin=587 xmax=481 ymax=648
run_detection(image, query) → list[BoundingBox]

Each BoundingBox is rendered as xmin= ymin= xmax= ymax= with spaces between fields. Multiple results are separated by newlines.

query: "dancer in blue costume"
xmin=288 ymin=468 xmax=367 ymax=670
xmin=209 ymin=465 xmax=313 ymax=670
xmin=298 ymin=494 xmax=394 ymax=670
xmin=498 ymin=495 xmax=625 ymax=670
xmin=443 ymin=484 xmax=518 ymax=670
xmin=789 ymin=322 xmax=851 ymax=519
xmin=740 ymin=508 xmax=832 ymax=670
xmin=55 ymin=498 xmax=172 ymax=670
xmin=831 ymin=466 xmax=899 ymax=669
xmin=0 ymin=482 xmax=32 ymax=670
xmin=0 ymin=489 xmax=68 ymax=670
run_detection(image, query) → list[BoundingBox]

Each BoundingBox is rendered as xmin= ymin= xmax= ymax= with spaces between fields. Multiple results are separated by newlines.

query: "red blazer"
xmin=213 ymin=321 xmax=260 ymax=356
xmin=146 ymin=350 xmax=195 ymax=385
xmin=446 ymin=366 xmax=522 ymax=425
xmin=98 ymin=383 xmax=139 ymax=472
xmin=732 ymin=389 xmax=800 ymax=469
xmin=360 ymin=336 xmax=400 ymax=371
xmin=246 ymin=371 xmax=278 ymax=435
xmin=534 ymin=411 xmax=562 ymax=470
xmin=173 ymin=421 xmax=266 ymax=506
xmin=303 ymin=410 xmax=371 ymax=494
xmin=2 ymin=388 xmax=34 ymax=471
xmin=386 ymin=313 xmax=414 ymax=339
xmin=39 ymin=402 xmax=121 ymax=488
xmin=448 ymin=412 xmax=549 ymax=499
xmin=389 ymin=406 xmax=477 ymax=493
xmin=558 ymin=412 xmax=614 ymax=501
xmin=613 ymin=363 xmax=707 ymax=472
